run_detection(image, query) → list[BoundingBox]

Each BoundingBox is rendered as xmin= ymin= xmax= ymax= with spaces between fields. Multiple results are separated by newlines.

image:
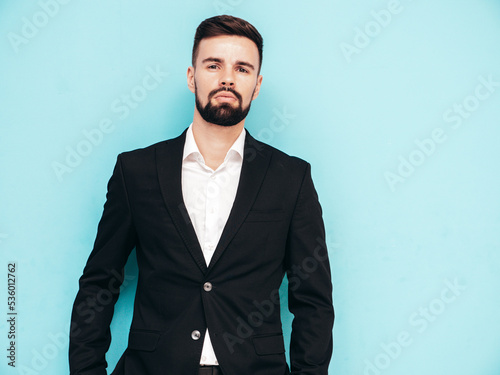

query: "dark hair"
xmin=192 ymin=15 xmax=263 ymax=72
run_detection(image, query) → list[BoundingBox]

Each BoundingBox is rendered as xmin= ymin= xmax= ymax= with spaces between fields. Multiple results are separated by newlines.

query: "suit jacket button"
xmin=191 ymin=330 xmax=201 ymax=340
xmin=203 ymin=282 xmax=213 ymax=292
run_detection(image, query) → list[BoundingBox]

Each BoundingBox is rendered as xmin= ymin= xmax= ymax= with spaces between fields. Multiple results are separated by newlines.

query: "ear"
xmin=252 ymin=74 xmax=263 ymax=100
xmin=187 ymin=66 xmax=196 ymax=93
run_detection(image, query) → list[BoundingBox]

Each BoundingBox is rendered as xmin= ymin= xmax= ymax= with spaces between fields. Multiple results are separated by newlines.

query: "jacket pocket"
xmin=128 ymin=329 xmax=161 ymax=352
xmin=246 ymin=210 xmax=285 ymax=222
xmin=252 ymin=333 xmax=285 ymax=356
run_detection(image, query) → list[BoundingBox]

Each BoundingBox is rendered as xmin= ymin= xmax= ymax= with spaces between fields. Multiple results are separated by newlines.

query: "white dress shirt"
xmin=181 ymin=124 xmax=245 ymax=365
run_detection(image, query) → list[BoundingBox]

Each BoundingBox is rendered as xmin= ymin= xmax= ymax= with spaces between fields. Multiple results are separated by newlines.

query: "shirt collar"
xmin=182 ymin=123 xmax=246 ymax=162
xmin=182 ymin=124 xmax=200 ymax=161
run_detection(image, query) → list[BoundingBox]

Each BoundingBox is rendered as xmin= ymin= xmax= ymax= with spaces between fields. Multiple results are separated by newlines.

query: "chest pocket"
xmin=245 ymin=210 xmax=285 ymax=222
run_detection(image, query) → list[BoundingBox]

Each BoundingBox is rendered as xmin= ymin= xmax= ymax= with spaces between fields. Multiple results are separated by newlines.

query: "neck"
xmin=191 ymin=110 xmax=244 ymax=170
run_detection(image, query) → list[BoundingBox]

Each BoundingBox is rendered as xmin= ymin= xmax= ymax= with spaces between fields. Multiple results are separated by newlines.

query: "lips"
xmin=214 ymin=93 xmax=237 ymax=101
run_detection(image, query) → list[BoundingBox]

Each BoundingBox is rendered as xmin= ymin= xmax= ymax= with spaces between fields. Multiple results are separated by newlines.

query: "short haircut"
xmin=192 ymin=15 xmax=263 ymax=73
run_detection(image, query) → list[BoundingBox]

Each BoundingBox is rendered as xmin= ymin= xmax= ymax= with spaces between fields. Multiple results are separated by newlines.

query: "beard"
xmin=195 ymin=86 xmax=253 ymax=127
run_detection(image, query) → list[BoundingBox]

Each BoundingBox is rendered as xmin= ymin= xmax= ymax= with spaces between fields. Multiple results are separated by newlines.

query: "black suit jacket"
xmin=69 ymin=129 xmax=334 ymax=375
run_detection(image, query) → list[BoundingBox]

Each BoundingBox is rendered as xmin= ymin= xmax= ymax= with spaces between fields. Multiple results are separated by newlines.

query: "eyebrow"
xmin=201 ymin=57 xmax=255 ymax=71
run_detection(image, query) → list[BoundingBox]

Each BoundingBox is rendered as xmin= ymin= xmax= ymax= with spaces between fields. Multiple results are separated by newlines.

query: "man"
xmin=69 ymin=15 xmax=334 ymax=375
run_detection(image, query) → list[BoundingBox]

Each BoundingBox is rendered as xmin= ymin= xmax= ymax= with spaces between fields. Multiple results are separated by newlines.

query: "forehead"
xmin=196 ymin=35 xmax=259 ymax=65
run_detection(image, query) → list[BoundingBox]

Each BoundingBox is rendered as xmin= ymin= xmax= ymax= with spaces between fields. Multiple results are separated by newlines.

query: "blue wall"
xmin=1 ymin=0 xmax=500 ymax=374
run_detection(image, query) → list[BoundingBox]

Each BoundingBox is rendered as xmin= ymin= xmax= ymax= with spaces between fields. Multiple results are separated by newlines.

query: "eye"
xmin=237 ymin=67 xmax=249 ymax=73
xmin=207 ymin=64 xmax=218 ymax=70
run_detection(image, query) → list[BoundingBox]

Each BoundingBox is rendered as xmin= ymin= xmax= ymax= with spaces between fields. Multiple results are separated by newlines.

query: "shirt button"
xmin=210 ymin=174 xmax=216 ymax=180
xmin=191 ymin=330 xmax=201 ymax=340
xmin=203 ymin=282 xmax=213 ymax=292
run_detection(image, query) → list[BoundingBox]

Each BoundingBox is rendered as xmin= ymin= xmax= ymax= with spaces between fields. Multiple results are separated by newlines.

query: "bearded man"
xmin=69 ymin=14 xmax=334 ymax=375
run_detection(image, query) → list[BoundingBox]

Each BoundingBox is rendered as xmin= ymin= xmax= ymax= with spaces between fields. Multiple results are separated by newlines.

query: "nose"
xmin=220 ymin=70 xmax=235 ymax=87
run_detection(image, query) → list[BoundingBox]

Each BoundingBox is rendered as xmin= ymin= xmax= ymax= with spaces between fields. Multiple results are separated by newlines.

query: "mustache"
xmin=208 ymin=87 xmax=243 ymax=102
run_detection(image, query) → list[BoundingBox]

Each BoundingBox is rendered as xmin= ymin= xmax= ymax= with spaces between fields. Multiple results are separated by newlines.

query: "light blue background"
xmin=1 ymin=0 xmax=500 ymax=374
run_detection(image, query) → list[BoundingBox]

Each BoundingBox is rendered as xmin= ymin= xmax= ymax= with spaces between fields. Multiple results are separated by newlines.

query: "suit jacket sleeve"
xmin=285 ymin=163 xmax=334 ymax=375
xmin=69 ymin=155 xmax=137 ymax=375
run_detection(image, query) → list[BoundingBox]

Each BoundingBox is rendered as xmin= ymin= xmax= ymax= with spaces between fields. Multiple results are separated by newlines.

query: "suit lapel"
xmin=207 ymin=131 xmax=271 ymax=270
xmin=156 ymin=130 xmax=208 ymax=274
